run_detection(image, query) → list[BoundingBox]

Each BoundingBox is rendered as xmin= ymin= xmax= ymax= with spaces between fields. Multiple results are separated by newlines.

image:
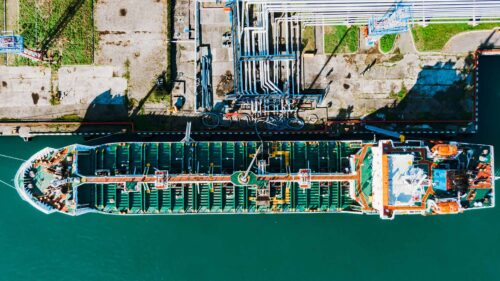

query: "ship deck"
xmin=74 ymin=141 xmax=365 ymax=214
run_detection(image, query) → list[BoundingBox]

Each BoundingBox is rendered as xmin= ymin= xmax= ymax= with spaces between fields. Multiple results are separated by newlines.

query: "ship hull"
xmin=15 ymin=140 xmax=495 ymax=219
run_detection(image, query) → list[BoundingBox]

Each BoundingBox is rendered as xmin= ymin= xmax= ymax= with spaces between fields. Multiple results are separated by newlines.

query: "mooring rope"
xmin=83 ymin=131 xmax=125 ymax=145
xmin=0 ymin=179 xmax=15 ymax=189
xmin=0 ymin=153 xmax=26 ymax=162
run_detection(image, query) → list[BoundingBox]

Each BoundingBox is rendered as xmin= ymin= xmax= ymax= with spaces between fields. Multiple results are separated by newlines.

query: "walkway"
xmin=82 ymin=173 xmax=358 ymax=184
xmin=443 ymin=29 xmax=500 ymax=53
xmin=397 ymin=31 xmax=418 ymax=54
xmin=5 ymin=0 xmax=19 ymax=65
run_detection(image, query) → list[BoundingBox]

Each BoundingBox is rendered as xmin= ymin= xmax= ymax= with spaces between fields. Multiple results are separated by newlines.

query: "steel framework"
xmin=195 ymin=0 xmax=500 ymax=123
xmin=0 ymin=35 xmax=24 ymax=53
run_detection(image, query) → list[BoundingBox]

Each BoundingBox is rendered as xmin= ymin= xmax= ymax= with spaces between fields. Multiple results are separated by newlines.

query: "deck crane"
xmin=239 ymin=145 xmax=262 ymax=184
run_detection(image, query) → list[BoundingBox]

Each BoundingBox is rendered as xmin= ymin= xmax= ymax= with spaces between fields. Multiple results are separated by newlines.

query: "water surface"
xmin=0 ymin=56 xmax=499 ymax=281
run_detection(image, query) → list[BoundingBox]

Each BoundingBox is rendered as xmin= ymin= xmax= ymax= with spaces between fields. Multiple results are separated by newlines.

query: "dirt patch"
xmin=99 ymin=31 xmax=126 ymax=35
xmin=0 ymin=66 xmax=52 ymax=119
xmin=95 ymin=0 xmax=168 ymax=101
xmin=303 ymin=53 xmax=474 ymax=121
xmin=216 ymin=71 xmax=234 ymax=97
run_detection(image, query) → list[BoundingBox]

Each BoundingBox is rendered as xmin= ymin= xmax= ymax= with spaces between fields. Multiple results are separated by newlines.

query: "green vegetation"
xmin=123 ymin=58 xmax=131 ymax=99
xmin=324 ymin=26 xmax=359 ymax=54
xmin=386 ymin=48 xmax=404 ymax=63
xmin=17 ymin=0 xmax=94 ymax=65
xmin=55 ymin=113 xmax=82 ymax=121
xmin=123 ymin=59 xmax=131 ymax=81
xmin=126 ymin=96 xmax=138 ymax=111
xmin=390 ymin=84 xmax=408 ymax=102
xmin=388 ymin=49 xmax=404 ymax=63
xmin=412 ymin=22 xmax=500 ymax=52
xmin=0 ymin=3 xmax=5 ymax=65
xmin=379 ymin=34 xmax=397 ymax=53
xmin=397 ymin=84 xmax=408 ymax=101
xmin=302 ymin=26 xmax=316 ymax=53
xmin=0 ymin=118 xmax=20 ymax=122
xmin=50 ymin=94 xmax=61 ymax=106
xmin=0 ymin=1 xmax=4 ymax=31
xmin=147 ymin=87 xmax=171 ymax=104
xmin=461 ymin=52 xmax=475 ymax=75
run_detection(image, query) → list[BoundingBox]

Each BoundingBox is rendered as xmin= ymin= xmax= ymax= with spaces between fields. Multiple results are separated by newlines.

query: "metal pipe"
xmin=200 ymin=0 xmax=500 ymax=118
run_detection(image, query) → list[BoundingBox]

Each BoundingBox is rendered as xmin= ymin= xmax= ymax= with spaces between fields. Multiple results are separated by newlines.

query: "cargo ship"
xmin=15 ymin=140 xmax=495 ymax=219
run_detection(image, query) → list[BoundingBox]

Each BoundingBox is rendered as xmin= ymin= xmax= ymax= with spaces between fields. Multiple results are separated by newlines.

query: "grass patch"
xmin=412 ymin=22 xmax=500 ymax=52
xmin=386 ymin=48 xmax=404 ymax=63
xmin=50 ymin=93 xmax=61 ymax=105
xmin=324 ymin=26 xmax=359 ymax=54
xmin=55 ymin=113 xmax=82 ymax=121
xmin=17 ymin=0 xmax=94 ymax=65
xmin=390 ymin=84 xmax=408 ymax=102
xmin=123 ymin=58 xmax=131 ymax=80
xmin=302 ymin=26 xmax=316 ymax=53
xmin=380 ymin=34 xmax=397 ymax=53
xmin=147 ymin=88 xmax=171 ymax=104
xmin=0 ymin=3 xmax=5 ymax=65
xmin=0 ymin=1 xmax=4 ymax=31
xmin=126 ymin=96 xmax=138 ymax=111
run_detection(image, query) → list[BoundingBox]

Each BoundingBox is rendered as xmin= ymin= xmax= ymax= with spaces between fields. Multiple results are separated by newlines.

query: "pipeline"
xmin=197 ymin=0 xmax=500 ymax=125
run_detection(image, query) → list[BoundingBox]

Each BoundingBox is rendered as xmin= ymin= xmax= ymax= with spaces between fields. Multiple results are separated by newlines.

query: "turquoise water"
xmin=0 ymin=56 xmax=499 ymax=281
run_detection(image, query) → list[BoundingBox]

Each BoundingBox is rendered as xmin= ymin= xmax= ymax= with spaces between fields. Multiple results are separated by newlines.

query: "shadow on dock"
xmin=362 ymin=58 xmax=475 ymax=123
xmin=74 ymin=53 xmax=479 ymax=138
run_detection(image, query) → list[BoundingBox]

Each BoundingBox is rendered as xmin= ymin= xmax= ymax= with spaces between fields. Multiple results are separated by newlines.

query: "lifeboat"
xmin=432 ymin=144 xmax=458 ymax=158
xmin=432 ymin=201 xmax=461 ymax=214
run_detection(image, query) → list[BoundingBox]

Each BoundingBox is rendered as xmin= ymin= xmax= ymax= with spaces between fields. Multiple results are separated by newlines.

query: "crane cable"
xmin=0 ymin=179 xmax=15 ymax=189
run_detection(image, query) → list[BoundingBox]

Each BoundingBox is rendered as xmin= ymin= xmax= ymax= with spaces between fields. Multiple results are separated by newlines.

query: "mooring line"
xmin=83 ymin=131 xmax=125 ymax=145
xmin=0 ymin=179 xmax=15 ymax=189
xmin=0 ymin=153 xmax=26 ymax=162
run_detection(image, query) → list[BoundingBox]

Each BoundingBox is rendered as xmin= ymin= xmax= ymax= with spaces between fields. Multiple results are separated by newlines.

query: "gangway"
xmin=365 ymin=125 xmax=406 ymax=142
xmin=368 ymin=3 xmax=412 ymax=36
